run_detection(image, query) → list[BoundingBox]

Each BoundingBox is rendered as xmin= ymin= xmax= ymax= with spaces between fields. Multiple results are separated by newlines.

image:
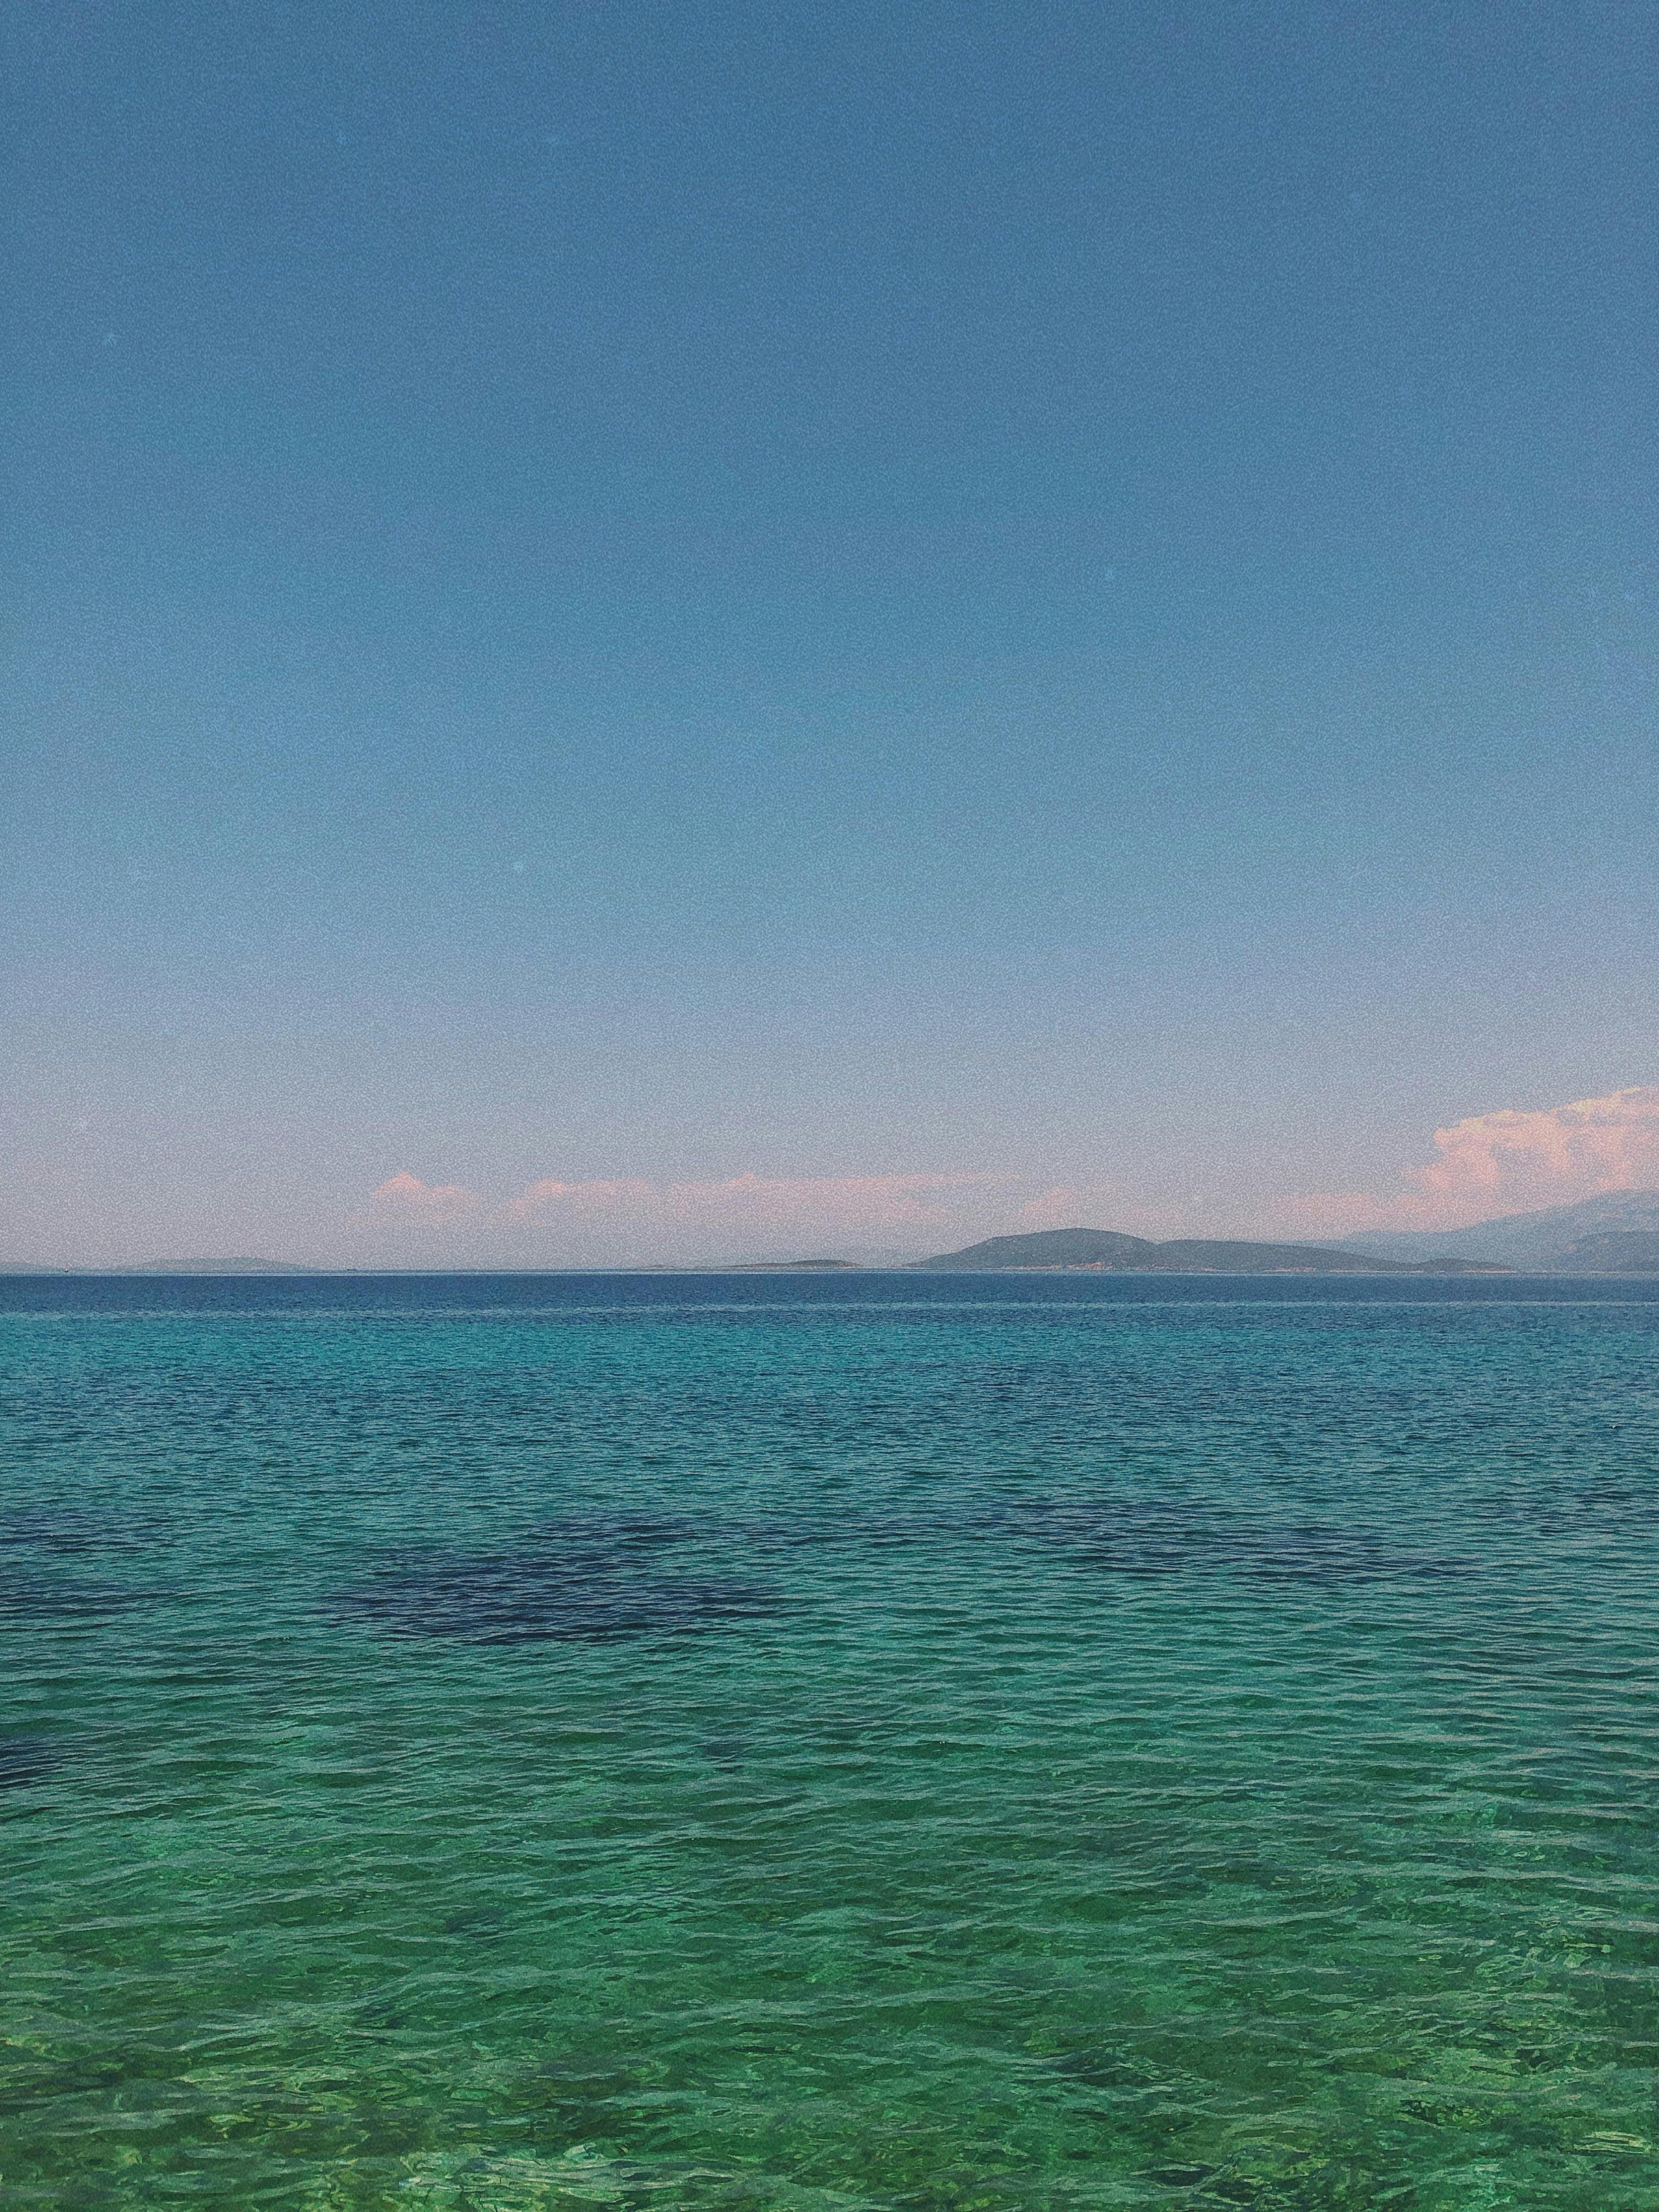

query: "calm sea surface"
xmin=3 ymin=1273 xmax=1658 ymax=2210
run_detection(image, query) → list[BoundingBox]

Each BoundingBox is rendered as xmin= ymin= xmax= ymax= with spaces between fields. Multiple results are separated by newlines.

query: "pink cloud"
xmin=1410 ymin=1088 xmax=1659 ymax=1209
xmin=1289 ymin=1085 xmax=1659 ymax=1234
xmin=371 ymin=1170 xmax=483 ymax=1225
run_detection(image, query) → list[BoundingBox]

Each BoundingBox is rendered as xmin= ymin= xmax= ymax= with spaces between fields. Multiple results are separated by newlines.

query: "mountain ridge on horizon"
xmin=1321 ymin=1189 xmax=1659 ymax=1271
xmin=909 ymin=1227 xmax=1502 ymax=1275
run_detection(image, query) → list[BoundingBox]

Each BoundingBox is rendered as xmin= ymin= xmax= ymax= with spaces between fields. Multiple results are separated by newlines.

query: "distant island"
xmin=729 ymin=1257 xmax=861 ymax=1272
xmin=643 ymin=1258 xmax=862 ymax=1273
xmin=910 ymin=1228 xmax=1505 ymax=1274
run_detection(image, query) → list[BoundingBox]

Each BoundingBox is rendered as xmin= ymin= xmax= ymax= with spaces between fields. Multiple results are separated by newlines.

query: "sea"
xmin=2 ymin=1271 xmax=1657 ymax=2210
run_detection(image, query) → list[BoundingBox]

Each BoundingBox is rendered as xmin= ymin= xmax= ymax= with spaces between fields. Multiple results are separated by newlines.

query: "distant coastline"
xmin=8 ymin=1193 xmax=1659 ymax=1277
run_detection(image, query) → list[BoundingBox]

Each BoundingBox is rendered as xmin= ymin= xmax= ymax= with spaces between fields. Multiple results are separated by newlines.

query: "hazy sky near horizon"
xmin=4 ymin=0 xmax=1657 ymax=1265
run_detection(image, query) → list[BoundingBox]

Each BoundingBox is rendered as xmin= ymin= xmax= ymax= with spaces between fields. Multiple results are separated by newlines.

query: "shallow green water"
xmin=3 ymin=1274 xmax=1658 ymax=2209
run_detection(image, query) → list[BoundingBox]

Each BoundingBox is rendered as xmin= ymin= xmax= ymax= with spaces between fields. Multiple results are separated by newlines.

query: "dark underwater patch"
xmin=332 ymin=1523 xmax=776 ymax=1646
xmin=330 ymin=1494 xmax=1464 ymax=1646
xmin=0 ymin=1566 xmax=153 ymax=1622
xmin=698 ymin=1733 xmax=748 ymax=1770
xmin=0 ymin=1734 xmax=64 ymax=1791
xmin=0 ymin=1507 xmax=151 ymax=1557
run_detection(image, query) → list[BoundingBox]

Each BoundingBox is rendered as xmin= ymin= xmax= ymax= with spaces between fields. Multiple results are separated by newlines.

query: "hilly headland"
xmin=911 ymin=1227 xmax=1505 ymax=1274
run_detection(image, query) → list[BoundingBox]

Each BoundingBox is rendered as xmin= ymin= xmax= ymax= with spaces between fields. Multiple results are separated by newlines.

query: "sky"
xmin=3 ymin=0 xmax=1656 ymax=1266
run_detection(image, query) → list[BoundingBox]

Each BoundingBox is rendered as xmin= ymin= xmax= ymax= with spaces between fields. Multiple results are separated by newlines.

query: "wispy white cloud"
xmin=1289 ymin=1085 xmax=1659 ymax=1234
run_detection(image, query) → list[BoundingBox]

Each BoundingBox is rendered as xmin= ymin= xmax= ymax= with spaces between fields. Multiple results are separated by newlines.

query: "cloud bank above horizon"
xmin=361 ymin=1084 xmax=1659 ymax=1263
xmin=1289 ymin=1086 xmax=1659 ymax=1235
xmin=369 ymin=1167 xmax=1011 ymax=1259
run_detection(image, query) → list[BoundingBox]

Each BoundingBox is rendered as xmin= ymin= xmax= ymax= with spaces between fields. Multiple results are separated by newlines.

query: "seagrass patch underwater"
xmin=2 ymin=1272 xmax=1658 ymax=2210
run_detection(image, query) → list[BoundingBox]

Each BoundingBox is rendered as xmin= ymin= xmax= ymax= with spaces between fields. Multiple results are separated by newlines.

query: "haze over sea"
xmin=5 ymin=1268 xmax=1658 ymax=2210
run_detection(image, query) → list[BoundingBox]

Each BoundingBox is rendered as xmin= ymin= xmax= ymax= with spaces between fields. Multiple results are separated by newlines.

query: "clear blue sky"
xmin=4 ymin=1 xmax=1655 ymax=1263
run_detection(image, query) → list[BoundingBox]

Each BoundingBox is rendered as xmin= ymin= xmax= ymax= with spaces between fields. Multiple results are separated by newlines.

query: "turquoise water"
xmin=3 ymin=1273 xmax=1658 ymax=2210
